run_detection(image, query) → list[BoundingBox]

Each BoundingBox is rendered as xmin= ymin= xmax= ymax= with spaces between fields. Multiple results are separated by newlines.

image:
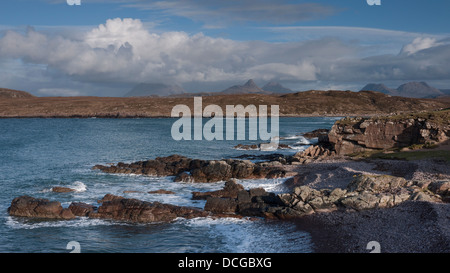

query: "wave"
xmin=234 ymin=147 xmax=259 ymax=151
xmin=46 ymin=181 xmax=87 ymax=193
xmin=287 ymin=145 xmax=307 ymax=151
xmin=280 ymin=135 xmax=303 ymax=140
xmin=5 ymin=216 xmax=118 ymax=230
xmin=295 ymin=136 xmax=311 ymax=145
xmin=176 ymin=217 xmax=313 ymax=253
xmin=71 ymin=181 xmax=87 ymax=192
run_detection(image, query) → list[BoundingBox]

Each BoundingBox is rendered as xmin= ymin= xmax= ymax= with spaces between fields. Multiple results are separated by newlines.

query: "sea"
xmin=0 ymin=117 xmax=340 ymax=253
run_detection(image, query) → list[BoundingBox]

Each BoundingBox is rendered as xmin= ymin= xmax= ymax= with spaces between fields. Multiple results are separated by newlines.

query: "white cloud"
xmin=1 ymin=18 xmax=450 ymax=95
xmin=400 ymin=37 xmax=442 ymax=55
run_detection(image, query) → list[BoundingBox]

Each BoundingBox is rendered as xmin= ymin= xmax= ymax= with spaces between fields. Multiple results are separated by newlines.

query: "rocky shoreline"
xmin=7 ymin=109 xmax=450 ymax=252
xmin=8 ymin=159 xmax=449 ymax=222
xmin=92 ymin=154 xmax=287 ymax=182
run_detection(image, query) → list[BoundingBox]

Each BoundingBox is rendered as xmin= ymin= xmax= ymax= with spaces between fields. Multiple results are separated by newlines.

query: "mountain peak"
xmin=262 ymin=81 xmax=292 ymax=93
xmin=243 ymin=79 xmax=258 ymax=88
xmin=361 ymin=82 xmax=443 ymax=98
xmin=220 ymin=79 xmax=269 ymax=94
xmin=361 ymin=83 xmax=398 ymax=95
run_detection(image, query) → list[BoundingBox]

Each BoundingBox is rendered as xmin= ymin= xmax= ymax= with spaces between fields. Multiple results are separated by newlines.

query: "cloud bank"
xmin=0 ymin=18 xmax=449 ymax=95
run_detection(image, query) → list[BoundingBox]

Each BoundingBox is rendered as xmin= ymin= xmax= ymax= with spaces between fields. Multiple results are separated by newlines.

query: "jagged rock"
xmin=302 ymin=129 xmax=329 ymax=139
xmin=204 ymin=197 xmax=238 ymax=214
xmin=69 ymin=202 xmax=96 ymax=217
xmin=293 ymin=144 xmax=336 ymax=163
xmin=340 ymin=193 xmax=379 ymax=211
xmin=52 ymin=187 xmax=76 ymax=193
xmin=8 ymin=196 xmax=75 ymax=219
xmin=94 ymin=155 xmax=285 ymax=183
xmin=347 ymin=174 xmax=408 ymax=193
xmin=97 ymin=193 xmax=125 ymax=203
xmin=192 ymin=179 xmax=244 ymax=200
xmin=428 ymin=181 xmax=450 ymax=195
xmin=327 ymin=112 xmax=450 ymax=155
xmin=410 ymin=192 xmax=435 ymax=202
xmin=202 ymin=181 xmax=284 ymax=217
xmin=89 ymin=194 xmax=208 ymax=223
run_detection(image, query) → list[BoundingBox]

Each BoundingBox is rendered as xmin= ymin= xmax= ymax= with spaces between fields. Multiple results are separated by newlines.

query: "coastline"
xmin=3 ymin=112 xmax=449 ymax=253
xmin=283 ymin=157 xmax=450 ymax=253
xmin=293 ymin=200 xmax=450 ymax=253
xmin=0 ymin=91 xmax=448 ymax=119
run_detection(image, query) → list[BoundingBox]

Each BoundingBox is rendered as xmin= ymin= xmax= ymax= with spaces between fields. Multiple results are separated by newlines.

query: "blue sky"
xmin=1 ymin=0 xmax=450 ymax=96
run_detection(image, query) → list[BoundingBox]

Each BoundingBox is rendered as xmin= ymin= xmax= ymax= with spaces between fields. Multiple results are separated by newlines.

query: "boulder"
xmin=302 ymin=129 xmax=329 ymax=139
xmin=192 ymin=179 xmax=244 ymax=200
xmin=340 ymin=193 xmax=379 ymax=211
xmin=69 ymin=202 xmax=96 ymax=217
xmin=89 ymin=194 xmax=208 ymax=223
xmin=95 ymin=155 xmax=285 ymax=183
xmin=202 ymin=182 xmax=284 ymax=217
xmin=327 ymin=112 xmax=450 ymax=156
xmin=8 ymin=196 xmax=75 ymax=219
xmin=347 ymin=174 xmax=408 ymax=193
xmin=428 ymin=181 xmax=450 ymax=195
xmin=204 ymin=197 xmax=238 ymax=214
xmin=52 ymin=187 xmax=76 ymax=193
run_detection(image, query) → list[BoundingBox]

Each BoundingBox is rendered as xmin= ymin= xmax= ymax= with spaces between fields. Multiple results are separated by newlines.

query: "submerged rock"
xmin=148 ymin=189 xmax=176 ymax=195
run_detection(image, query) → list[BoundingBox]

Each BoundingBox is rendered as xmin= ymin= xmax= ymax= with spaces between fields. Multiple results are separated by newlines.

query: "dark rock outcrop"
xmin=279 ymin=175 xmax=445 ymax=216
xmin=8 ymin=196 xmax=75 ymax=219
xmin=234 ymin=143 xmax=291 ymax=150
xmin=89 ymin=194 xmax=208 ymax=223
xmin=69 ymin=202 xmax=96 ymax=217
xmin=327 ymin=111 xmax=450 ymax=155
xmin=292 ymin=145 xmax=336 ymax=164
xmin=302 ymin=129 xmax=329 ymax=139
xmin=202 ymin=176 xmax=448 ymax=220
xmin=52 ymin=187 xmax=76 ymax=193
xmin=203 ymin=183 xmax=284 ymax=218
xmin=93 ymin=155 xmax=286 ymax=183
xmin=148 ymin=189 xmax=176 ymax=194
xmin=192 ymin=179 xmax=244 ymax=200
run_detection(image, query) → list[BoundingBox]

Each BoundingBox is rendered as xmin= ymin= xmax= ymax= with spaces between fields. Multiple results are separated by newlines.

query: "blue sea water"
xmin=0 ymin=117 xmax=340 ymax=253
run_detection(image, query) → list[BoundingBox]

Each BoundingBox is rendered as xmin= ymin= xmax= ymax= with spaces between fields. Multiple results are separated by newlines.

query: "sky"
xmin=0 ymin=0 xmax=450 ymax=96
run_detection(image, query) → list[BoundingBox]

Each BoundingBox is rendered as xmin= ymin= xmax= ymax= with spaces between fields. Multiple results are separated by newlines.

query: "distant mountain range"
xmin=360 ymin=82 xmax=445 ymax=98
xmin=262 ymin=81 xmax=293 ymax=93
xmin=220 ymin=79 xmax=268 ymax=94
xmin=124 ymin=80 xmax=293 ymax=97
xmin=124 ymin=80 xmax=449 ymax=99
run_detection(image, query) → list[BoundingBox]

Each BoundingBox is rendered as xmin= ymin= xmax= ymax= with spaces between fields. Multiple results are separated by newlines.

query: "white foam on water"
xmin=177 ymin=217 xmax=313 ymax=253
xmin=288 ymin=145 xmax=307 ymax=151
xmin=5 ymin=216 xmax=118 ymax=230
xmin=239 ymin=178 xmax=287 ymax=194
xmin=71 ymin=181 xmax=87 ymax=192
xmin=295 ymin=136 xmax=311 ymax=145
xmin=281 ymin=135 xmax=302 ymax=140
